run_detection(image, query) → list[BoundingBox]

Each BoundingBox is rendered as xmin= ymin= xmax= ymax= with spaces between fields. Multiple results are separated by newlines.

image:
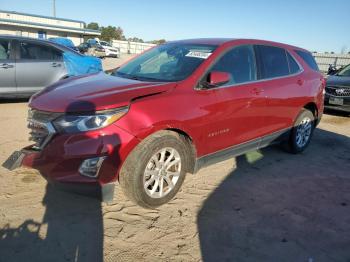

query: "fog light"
xmin=79 ymin=157 xmax=106 ymax=178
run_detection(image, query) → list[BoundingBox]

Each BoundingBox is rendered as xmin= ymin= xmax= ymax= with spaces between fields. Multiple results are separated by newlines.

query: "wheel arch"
xmin=165 ymin=128 xmax=197 ymax=174
xmin=303 ymin=102 xmax=319 ymax=125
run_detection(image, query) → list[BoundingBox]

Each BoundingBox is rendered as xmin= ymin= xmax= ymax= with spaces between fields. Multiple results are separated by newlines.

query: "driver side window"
xmin=211 ymin=45 xmax=257 ymax=85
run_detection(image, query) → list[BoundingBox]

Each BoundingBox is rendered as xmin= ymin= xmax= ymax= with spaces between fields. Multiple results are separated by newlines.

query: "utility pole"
xmin=53 ymin=0 xmax=56 ymax=17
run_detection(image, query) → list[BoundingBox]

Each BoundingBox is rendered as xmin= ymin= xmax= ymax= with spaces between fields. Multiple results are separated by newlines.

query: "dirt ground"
xmin=0 ymin=92 xmax=349 ymax=260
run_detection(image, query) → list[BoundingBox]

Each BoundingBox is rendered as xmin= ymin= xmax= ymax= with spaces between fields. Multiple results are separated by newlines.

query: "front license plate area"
xmin=2 ymin=151 xmax=26 ymax=171
xmin=329 ymin=97 xmax=344 ymax=105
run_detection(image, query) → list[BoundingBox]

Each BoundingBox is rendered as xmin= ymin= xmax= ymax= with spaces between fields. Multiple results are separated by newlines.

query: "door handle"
xmin=297 ymin=79 xmax=304 ymax=86
xmin=251 ymin=87 xmax=264 ymax=95
xmin=51 ymin=62 xmax=62 ymax=67
xmin=0 ymin=63 xmax=14 ymax=69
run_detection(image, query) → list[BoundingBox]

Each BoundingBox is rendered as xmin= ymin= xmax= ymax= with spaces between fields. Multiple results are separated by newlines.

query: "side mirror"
xmin=204 ymin=71 xmax=231 ymax=88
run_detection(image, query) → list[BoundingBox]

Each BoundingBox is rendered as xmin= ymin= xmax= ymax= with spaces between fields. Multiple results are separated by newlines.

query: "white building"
xmin=0 ymin=9 xmax=100 ymax=45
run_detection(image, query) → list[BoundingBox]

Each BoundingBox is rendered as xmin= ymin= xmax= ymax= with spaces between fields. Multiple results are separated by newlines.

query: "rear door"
xmin=0 ymin=38 xmax=16 ymax=95
xmin=254 ymin=45 xmax=303 ymax=134
xmin=15 ymin=40 xmax=66 ymax=95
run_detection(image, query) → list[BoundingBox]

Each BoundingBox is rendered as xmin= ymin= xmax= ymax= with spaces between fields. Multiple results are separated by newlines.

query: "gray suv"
xmin=0 ymin=35 xmax=102 ymax=98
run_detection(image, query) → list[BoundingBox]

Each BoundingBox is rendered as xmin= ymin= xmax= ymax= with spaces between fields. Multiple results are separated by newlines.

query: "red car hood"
xmin=30 ymin=72 xmax=176 ymax=113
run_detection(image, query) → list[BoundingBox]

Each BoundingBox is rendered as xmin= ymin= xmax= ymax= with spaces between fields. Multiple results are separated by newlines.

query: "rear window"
xmin=295 ymin=50 xmax=319 ymax=71
xmin=257 ymin=45 xmax=290 ymax=78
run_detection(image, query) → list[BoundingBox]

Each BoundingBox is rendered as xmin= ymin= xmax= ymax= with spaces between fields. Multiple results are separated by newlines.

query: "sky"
xmin=0 ymin=0 xmax=349 ymax=53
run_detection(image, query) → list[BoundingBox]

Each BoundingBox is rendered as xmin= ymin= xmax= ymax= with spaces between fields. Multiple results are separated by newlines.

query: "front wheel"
xmin=119 ymin=131 xmax=190 ymax=208
xmin=288 ymin=109 xmax=315 ymax=153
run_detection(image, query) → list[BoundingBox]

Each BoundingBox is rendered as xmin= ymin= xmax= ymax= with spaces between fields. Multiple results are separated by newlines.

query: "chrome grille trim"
xmin=325 ymin=86 xmax=350 ymax=97
xmin=27 ymin=109 xmax=61 ymax=150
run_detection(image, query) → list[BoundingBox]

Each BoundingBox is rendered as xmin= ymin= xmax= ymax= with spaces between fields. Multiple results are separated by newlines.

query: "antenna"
xmin=53 ymin=0 xmax=56 ymax=17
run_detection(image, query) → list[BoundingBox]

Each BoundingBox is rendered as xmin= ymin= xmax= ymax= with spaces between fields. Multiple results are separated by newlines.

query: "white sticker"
xmin=185 ymin=51 xmax=212 ymax=59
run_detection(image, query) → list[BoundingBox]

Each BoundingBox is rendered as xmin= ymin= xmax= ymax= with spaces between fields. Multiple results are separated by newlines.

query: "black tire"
xmin=288 ymin=109 xmax=315 ymax=153
xmin=119 ymin=130 xmax=191 ymax=209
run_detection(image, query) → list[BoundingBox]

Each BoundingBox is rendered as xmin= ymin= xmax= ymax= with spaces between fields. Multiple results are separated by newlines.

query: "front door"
xmin=0 ymin=38 xmax=16 ymax=96
xmin=197 ymin=45 xmax=268 ymax=154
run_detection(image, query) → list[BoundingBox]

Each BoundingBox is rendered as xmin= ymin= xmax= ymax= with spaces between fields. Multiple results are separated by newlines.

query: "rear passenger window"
xmin=257 ymin=45 xmax=289 ymax=78
xmin=0 ymin=39 xmax=10 ymax=60
xmin=295 ymin=50 xmax=319 ymax=71
xmin=20 ymin=42 xmax=62 ymax=61
xmin=210 ymin=45 xmax=256 ymax=85
xmin=286 ymin=52 xmax=300 ymax=74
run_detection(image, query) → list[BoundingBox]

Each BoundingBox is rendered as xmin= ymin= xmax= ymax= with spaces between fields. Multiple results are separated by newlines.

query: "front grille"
xmin=325 ymin=86 xmax=350 ymax=97
xmin=27 ymin=109 xmax=61 ymax=149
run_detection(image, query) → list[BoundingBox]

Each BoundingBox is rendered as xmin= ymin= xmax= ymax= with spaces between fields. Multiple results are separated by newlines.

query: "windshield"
xmin=337 ymin=64 xmax=350 ymax=77
xmin=113 ymin=43 xmax=217 ymax=82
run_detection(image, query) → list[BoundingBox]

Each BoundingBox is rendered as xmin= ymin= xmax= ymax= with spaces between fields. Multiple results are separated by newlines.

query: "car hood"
xmin=327 ymin=75 xmax=350 ymax=87
xmin=30 ymin=72 xmax=176 ymax=113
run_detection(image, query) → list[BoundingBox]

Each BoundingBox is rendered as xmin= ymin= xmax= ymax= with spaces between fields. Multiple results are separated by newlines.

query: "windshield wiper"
xmin=114 ymin=71 xmax=170 ymax=82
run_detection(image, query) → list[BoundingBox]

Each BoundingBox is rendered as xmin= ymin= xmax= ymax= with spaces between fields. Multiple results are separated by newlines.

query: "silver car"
xmin=0 ymin=35 xmax=102 ymax=98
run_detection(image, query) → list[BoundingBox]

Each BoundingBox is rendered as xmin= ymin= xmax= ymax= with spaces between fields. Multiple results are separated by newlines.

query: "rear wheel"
xmin=119 ymin=131 xmax=190 ymax=208
xmin=288 ymin=109 xmax=315 ymax=153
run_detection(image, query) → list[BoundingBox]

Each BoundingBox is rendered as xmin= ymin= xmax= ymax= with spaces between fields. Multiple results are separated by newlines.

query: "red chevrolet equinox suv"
xmin=3 ymin=39 xmax=325 ymax=208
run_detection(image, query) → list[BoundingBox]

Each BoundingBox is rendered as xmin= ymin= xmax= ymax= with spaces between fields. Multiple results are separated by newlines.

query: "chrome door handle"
xmin=51 ymin=63 xmax=62 ymax=67
xmin=0 ymin=63 xmax=14 ymax=69
xmin=251 ymin=87 xmax=264 ymax=95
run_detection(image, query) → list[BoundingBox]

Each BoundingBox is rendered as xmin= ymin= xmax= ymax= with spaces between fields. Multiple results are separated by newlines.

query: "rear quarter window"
xmin=286 ymin=52 xmax=301 ymax=74
xmin=295 ymin=50 xmax=319 ymax=71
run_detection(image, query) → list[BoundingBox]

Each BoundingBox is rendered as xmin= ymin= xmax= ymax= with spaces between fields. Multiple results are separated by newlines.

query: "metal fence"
xmin=312 ymin=53 xmax=350 ymax=73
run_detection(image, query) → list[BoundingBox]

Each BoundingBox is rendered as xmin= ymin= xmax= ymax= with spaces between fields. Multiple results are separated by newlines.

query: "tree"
xmin=150 ymin=39 xmax=166 ymax=45
xmin=86 ymin=22 xmax=126 ymax=41
xmin=128 ymin=37 xmax=144 ymax=43
xmin=100 ymin=26 xmax=125 ymax=42
xmin=86 ymin=22 xmax=99 ymax=30
xmin=115 ymin=27 xmax=126 ymax=41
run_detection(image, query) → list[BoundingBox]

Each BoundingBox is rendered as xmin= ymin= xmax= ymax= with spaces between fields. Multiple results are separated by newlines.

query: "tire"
xmin=288 ymin=109 xmax=315 ymax=153
xmin=119 ymin=131 xmax=191 ymax=209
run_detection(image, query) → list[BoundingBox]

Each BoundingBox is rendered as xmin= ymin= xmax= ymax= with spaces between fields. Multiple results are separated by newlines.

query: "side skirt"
xmin=194 ymin=127 xmax=291 ymax=173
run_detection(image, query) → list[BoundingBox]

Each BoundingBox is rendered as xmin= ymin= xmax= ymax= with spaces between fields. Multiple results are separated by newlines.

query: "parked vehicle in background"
xmin=88 ymin=39 xmax=120 ymax=58
xmin=77 ymin=42 xmax=89 ymax=54
xmin=86 ymin=39 xmax=106 ymax=58
xmin=48 ymin=37 xmax=79 ymax=52
xmin=3 ymin=38 xmax=325 ymax=208
xmin=325 ymin=63 xmax=350 ymax=113
xmin=0 ymin=35 xmax=103 ymax=98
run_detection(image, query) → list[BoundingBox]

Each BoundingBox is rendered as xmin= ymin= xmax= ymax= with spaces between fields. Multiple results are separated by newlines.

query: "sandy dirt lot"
xmin=0 ymin=88 xmax=349 ymax=260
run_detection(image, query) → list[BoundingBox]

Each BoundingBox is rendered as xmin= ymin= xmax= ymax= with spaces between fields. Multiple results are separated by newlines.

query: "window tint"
xmin=20 ymin=42 xmax=62 ymax=60
xmin=0 ymin=39 xmax=10 ymax=60
xmin=295 ymin=50 xmax=319 ymax=71
xmin=257 ymin=45 xmax=289 ymax=78
xmin=210 ymin=45 xmax=256 ymax=85
xmin=286 ymin=52 xmax=300 ymax=74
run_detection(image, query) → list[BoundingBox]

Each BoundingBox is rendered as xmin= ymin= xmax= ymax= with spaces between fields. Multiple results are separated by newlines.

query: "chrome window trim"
xmin=196 ymin=44 xmax=304 ymax=91
xmin=199 ymin=68 xmax=304 ymax=91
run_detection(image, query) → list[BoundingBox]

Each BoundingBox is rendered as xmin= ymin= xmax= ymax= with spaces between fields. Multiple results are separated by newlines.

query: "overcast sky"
xmin=1 ymin=0 xmax=349 ymax=53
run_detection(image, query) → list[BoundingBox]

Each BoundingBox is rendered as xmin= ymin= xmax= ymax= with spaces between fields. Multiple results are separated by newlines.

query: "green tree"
xmin=128 ymin=37 xmax=144 ymax=43
xmin=86 ymin=22 xmax=99 ymax=30
xmin=101 ymin=26 xmax=125 ymax=42
xmin=150 ymin=39 xmax=166 ymax=45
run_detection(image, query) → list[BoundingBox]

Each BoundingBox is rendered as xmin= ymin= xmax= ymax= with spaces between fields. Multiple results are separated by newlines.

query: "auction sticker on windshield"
xmin=185 ymin=51 xmax=212 ymax=59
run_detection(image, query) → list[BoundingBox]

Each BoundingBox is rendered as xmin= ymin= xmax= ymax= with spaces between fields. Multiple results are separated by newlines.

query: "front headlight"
xmin=53 ymin=106 xmax=128 ymax=133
